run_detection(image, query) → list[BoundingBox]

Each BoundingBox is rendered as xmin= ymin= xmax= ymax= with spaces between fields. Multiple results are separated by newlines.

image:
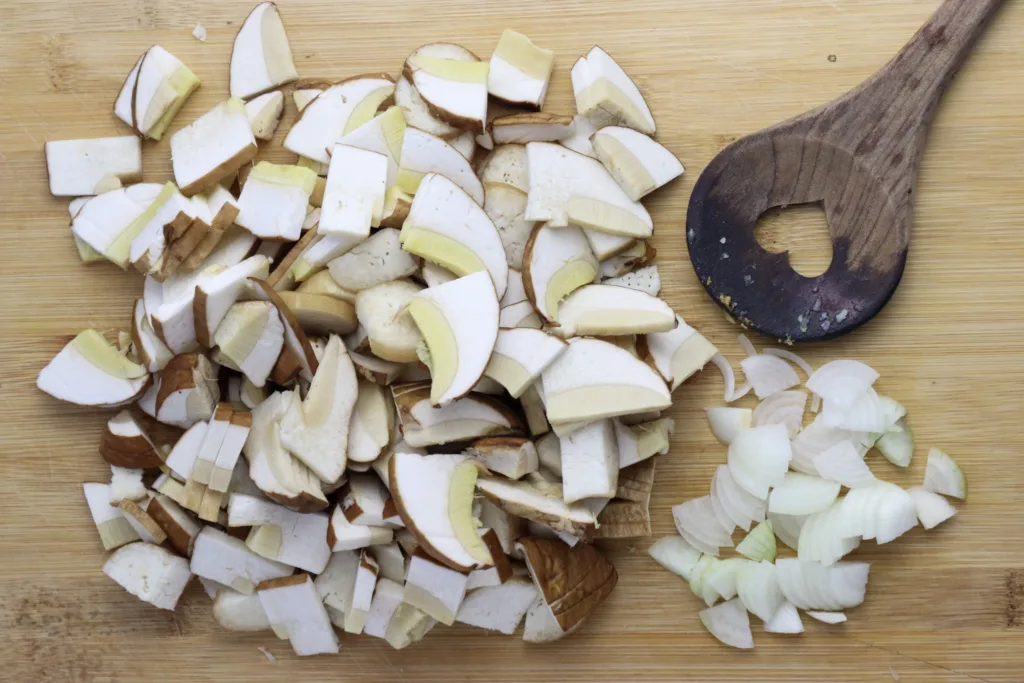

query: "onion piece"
xmin=806 ymin=359 xmax=879 ymax=410
xmin=699 ymin=598 xmax=753 ymax=649
xmin=736 ymin=521 xmax=776 ymax=562
xmin=705 ymin=407 xmax=751 ymax=446
xmin=688 ymin=554 xmax=715 ymax=599
xmin=806 ymin=610 xmax=847 ymax=624
xmin=775 ymin=558 xmax=869 ymax=610
xmin=727 ymin=424 xmax=792 ymax=500
xmin=767 ymin=511 xmax=807 ymax=551
xmin=736 ymin=560 xmax=784 ymax=622
xmin=698 ymin=558 xmax=725 ymax=606
xmin=876 ymin=418 xmax=914 ymax=467
xmin=908 ymin=487 xmax=957 ymax=530
xmin=648 ymin=536 xmax=703 ymax=580
xmin=798 ymin=500 xmax=860 ymax=566
xmin=763 ymin=347 xmax=814 ymax=378
xmin=764 ymin=602 xmax=804 ymax=634
xmin=821 ymin=387 xmax=888 ymax=433
xmin=839 ymin=482 xmax=917 ymax=544
xmin=737 ymin=334 xmax=757 ymax=358
xmin=813 ymin=441 xmax=876 ymax=488
xmin=731 ymin=382 xmax=752 ymax=401
xmin=790 ymin=415 xmax=868 ymax=475
xmin=923 ymin=448 xmax=967 ymax=500
xmin=672 ymin=496 xmax=734 ymax=557
xmin=740 ymin=355 xmax=800 ymax=400
xmin=768 ymin=472 xmax=841 ymax=516
xmin=711 ymin=353 xmax=736 ymax=403
xmin=712 ymin=464 xmax=766 ymax=533
xmin=704 ymin=558 xmax=747 ymax=601
xmin=752 ymin=390 xmax=807 ymax=438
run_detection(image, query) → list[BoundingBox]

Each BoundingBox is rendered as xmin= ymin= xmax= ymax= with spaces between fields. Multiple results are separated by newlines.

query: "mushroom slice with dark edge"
xmin=99 ymin=410 xmax=163 ymax=468
xmin=229 ymin=2 xmax=299 ymax=100
xmin=257 ymin=574 xmax=339 ymax=656
xmin=517 ymin=536 xmax=618 ymax=638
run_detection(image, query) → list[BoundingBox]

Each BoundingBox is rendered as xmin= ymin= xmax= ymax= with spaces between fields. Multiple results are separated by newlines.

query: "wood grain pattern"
xmin=687 ymin=0 xmax=1007 ymax=342
xmin=1 ymin=1 xmax=1022 ymax=681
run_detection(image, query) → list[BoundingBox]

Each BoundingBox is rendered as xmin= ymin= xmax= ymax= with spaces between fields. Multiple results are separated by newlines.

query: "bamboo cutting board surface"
xmin=1 ymin=0 xmax=1022 ymax=680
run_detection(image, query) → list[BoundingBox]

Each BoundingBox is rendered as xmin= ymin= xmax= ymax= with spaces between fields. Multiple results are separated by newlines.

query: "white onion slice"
xmin=688 ymin=555 xmax=715 ymax=599
xmin=923 ymin=448 xmax=967 ymax=500
xmin=813 ymin=441 xmax=876 ymax=488
xmin=811 ymin=394 xmax=821 ymax=413
xmin=705 ymin=406 xmax=752 ymax=446
xmin=806 ymin=359 xmax=879 ymax=410
xmin=821 ymin=387 xmax=888 ymax=433
xmin=737 ymin=334 xmax=757 ymax=358
xmin=672 ymin=496 xmax=734 ymax=557
xmin=839 ymin=482 xmax=917 ymax=544
xmin=736 ymin=560 xmax=784 ymax=622
xmin=763 ymin=347 xmax=814 ymax=378
xmin=698 ymin=558 xmax=725 ymax=606
xmin=736 ymin=521 xmax=776 ymax=562
xmin=776 ymin=558 xmax=869 ymax=610
xmin=711 ymin=353 xmax=736 ymax=403
xmin=712 ymin=464 xmax=766 ymax=533
xmin=731 ymin=382 xmax=752 ymax=401
xmin=727 ymin=424 xmax=792 ymax=500
xmin=908 ymin=487 xmax=957 ymax=530
xmin=798 ymin=500 xmax=860 ymax=566
xmin=709 ymin=481 xmax=737 ymax=535
xmin=876 ymin=418 xmax=914 ymax=467
xmin=767 ymin=511 xmax=807 ymax=551
xmin=704 ymin=558 xmax=746 ymax=601
xmin=806 ymin=610 xmax=847 ymax=624
xmin=700 ymin=598 xmax=753 ymax=649
xmin=764 ymin=601 xmax=804 ymax=634
xmin=790 ymin=415 xmax=868 ymax=475
xmin=752 ymin=390 xmax=807 ymax=438
xmin=740 ymin=355 xmax=800 ymax=400
xmin=648 ymin=536 xmax=703 ymax=580
xmin=768 ymin=472 xmax=841 ymax=516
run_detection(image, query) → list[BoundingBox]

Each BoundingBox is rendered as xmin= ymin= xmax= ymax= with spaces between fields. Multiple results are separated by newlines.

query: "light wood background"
xmin=1 ymin=0 xmax=1022 ymax=680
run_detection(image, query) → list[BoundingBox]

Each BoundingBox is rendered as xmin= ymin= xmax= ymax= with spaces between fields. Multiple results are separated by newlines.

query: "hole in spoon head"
xmin=754 ymin=202 xmax=834 ymax=277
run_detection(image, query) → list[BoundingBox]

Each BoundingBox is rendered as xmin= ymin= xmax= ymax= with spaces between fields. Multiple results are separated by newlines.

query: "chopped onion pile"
xmin=650 ymin=346 xmax=968 ymax=648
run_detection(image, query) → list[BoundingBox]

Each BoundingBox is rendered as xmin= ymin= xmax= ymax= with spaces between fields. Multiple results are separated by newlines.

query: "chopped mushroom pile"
xmin=651 ymin=338 xmax=967 ymax=649
xmin=37 ymin=2 xmax=703 ymax=656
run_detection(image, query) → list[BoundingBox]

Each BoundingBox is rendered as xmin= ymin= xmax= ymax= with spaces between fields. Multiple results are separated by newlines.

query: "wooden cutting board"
xmin=1 ymin=1 xmax=1022 ymax=680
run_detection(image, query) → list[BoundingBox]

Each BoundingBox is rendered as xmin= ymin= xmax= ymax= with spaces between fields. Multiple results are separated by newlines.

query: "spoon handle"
xmin=865 ymin=0 xmax=1007 ymax=127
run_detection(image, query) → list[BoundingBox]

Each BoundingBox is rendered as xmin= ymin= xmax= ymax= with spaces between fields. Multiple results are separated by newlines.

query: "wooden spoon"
xmin=686 ymin=0 xmax=1006 ymax=342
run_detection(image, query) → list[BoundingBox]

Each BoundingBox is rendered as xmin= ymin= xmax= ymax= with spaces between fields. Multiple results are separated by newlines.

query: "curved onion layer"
xmin=705 ymin=406 xmax=751 ymax=446
xmin=790 ymin=415 xmax=868 ymax=475
xmin=764 ymin=601 xmax=803 ymax=634
xmin=908 ymin=487 xmax=958 ymax=530
xmin=768 ymin=472 xmax=841 ymax=516
xmin=812 ymin=441 xmax=876 ymax=488
xmin=806 ymin=610 xmax=847 ymax=624
xmin=923 ymin=448 xmax=967 ymax=500
xmin=712 ymin=464 xmax=766 ymax=533
xmin=767 ymin=511 xmax=807 ymax=551
xmin=711 ymin=353 xmax=750 ymax=403
xmin=876 ymin=418 xmax=914 ymax=468
xmin=764 ymin=347 xmax=813 ymax=378
xmin=736 ymin=521 xmax=776 ymax=562
xmin=737 ymin=334 xmax=757 ymax=358
xmin=727 ymin=424 xmax=792 ymax=499
xmin=704 ymin=558 xmax=746 ymax=602
xmin=839 ymin=482 xmax=917 ymax=544
xmin=752 ymin=390 xmax=807 ymax=438
xmin=806 ymin=360 xmax=879 ymax=410
xmin=740 ymin=355 xmax=800 ymax=400
xmin=672 ymin=496 xmax=734 ymax=557
xmin=699 ymin=598 xmax=753 ymax=649
xmin=775 ymin=558 xmax=869 ymax=611
xmin=736 ymin=560 xmax=784 ymax=622
xmin=688 ymin=555 xmax=715 ymax=600
xmin=821 ymin=387 xmax=888 ymax=433
xmin=648 ymin=535 xmax=703 ymax=580
xmin=798 ymin=500 xmax=860 ymax=566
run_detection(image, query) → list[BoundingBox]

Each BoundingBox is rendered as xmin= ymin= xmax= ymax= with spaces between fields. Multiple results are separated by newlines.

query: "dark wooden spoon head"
xmin=686 ymin=0 xmax=1005 ymax=342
